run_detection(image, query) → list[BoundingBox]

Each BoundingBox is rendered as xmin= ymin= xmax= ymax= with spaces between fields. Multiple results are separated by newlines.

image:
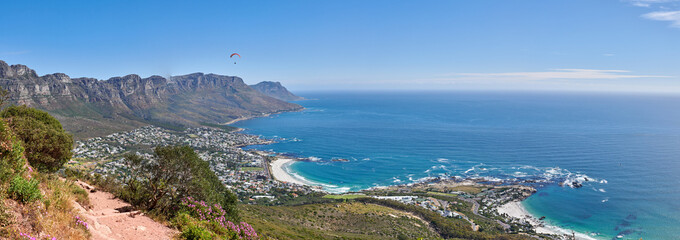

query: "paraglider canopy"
xmin=230 ymin=53 xmax=240 ymax=64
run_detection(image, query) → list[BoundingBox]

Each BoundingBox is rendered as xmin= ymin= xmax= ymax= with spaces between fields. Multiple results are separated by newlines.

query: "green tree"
xmin=0 ymin=105 xmax=73 ymax=172
xmin=122 ymin=145 xmax=238 ymax=220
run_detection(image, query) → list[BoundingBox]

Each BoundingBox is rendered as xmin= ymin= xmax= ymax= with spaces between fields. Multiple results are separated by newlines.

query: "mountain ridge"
xmin=250 ymin=81 xmax=304 ymax=101
xmin=0 ymin=60 xmax=303 ymax=139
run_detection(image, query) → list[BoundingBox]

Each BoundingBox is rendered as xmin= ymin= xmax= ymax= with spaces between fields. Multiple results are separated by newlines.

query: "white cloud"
xmin=642 ymin=11 xmax=680 ymax=27
xmin=445 ymin=69 xmax=670 ymax=81
xmin=628 ymin=0 xmax=679 ymax=7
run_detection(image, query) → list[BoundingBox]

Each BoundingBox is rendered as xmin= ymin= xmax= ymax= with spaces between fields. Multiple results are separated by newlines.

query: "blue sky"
xmin=1 ymin=0 xmax=679 ymax=92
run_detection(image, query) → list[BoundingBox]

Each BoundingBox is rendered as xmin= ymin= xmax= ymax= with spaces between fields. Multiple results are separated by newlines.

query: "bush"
xmin=8 ymin=176 xmax=42 ymax=203
xmin=180 ymin=225 xmax=214 ymax=240
xmin=121 ymin=146 xmax=238 ymax=220
xmin=0 ymin=119 xmax=26 ymax=182
xmin=1 ymin=106 xmax=73 ymax=173
xmin=181 ymin=197 xmax=258 ymax=239
xmin=175 ymin=198 xmax=259 ymax=240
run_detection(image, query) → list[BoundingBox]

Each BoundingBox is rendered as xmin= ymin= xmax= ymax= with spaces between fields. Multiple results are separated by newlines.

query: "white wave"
xmin=561 ymin=172 xmax=599 ymax=188
xmin=512 ymin=171 xmax=528 ymax=177
xmin=307 ymin=156 xmax=322 ymax=161
xmin=413 ymin=176 xmax=437 ymax=183
xmin=543 ymin=167 xmax=566 ymax=179
xmin=463 ymin=166 xmax=475 ymax=174
xmin=600 ymin=179 xmax=608 ymax=184
xmin=602 ymin=198 xmax=609 ymax=203
xmin=425 ymin=165 xmax=449 ymax=173
xmin=598 ymin=188 xmax=606 ymax=193
xmin=518 ymin=165 xmax=541 ymax=171
xmin=362 ymin=158 xmax=371 ymax=161
xmin=436 ymin=158 xmax=449 ymax=163
xmin=392 ymin=177 xmax=402 ymax=183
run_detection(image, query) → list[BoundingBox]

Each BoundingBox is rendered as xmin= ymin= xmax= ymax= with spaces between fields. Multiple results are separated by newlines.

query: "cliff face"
xmin=250 ymin=81 xmax=304 ymax=101
xmin=0 ymin=60 xmax=302 ymax=138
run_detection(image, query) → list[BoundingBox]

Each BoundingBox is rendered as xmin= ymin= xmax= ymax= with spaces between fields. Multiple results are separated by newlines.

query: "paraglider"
xmin=230 ymin=53 xmax=240 ymax=64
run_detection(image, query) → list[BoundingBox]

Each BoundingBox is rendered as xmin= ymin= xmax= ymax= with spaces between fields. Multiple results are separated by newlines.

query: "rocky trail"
xmin=72 ymin=181 xmax=177 ymax=240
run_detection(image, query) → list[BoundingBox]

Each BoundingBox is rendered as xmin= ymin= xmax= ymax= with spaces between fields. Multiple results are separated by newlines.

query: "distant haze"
xmin=1 ymin=0 xmax=679 ymax=93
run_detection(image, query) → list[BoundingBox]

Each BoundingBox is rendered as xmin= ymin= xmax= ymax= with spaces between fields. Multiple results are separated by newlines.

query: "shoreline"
xmin=264 ymin=149 xmax=601 ymax=239
xmin=223 ymin=115 xmax=268 ymax=125
xmin=497 ymin=201 xmax=599 ymax=240
xmin=268 ymin=157 xmax=310 ymax=186
xmin=223 ymin=107 xmax=306 ymax=126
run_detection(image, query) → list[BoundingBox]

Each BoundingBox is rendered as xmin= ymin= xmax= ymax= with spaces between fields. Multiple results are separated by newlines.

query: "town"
xmin=71 ymin=125 xmax=545 ymax=235
xmin=71 ymin=126 xmax=316 ymax=202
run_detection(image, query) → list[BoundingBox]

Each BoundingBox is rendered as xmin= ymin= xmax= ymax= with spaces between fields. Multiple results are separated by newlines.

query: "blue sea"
xmin=234 ymin=91 xmax=680 ymax=239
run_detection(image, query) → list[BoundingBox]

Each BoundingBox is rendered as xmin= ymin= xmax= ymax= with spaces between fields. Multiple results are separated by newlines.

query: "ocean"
xmin=234 ymin=91 xmax=680 ymax=239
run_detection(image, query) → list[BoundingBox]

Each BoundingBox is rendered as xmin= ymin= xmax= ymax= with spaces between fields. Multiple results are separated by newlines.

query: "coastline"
xmin=497 ymin=201 xmax=599 ymax=240
xmin=223 ymin=107 xmax=306 ymax=126
xmin=235 ymin=104 xmax=602 ymax=239
xmin=261 ymin=141 xmax=601 ymax=239
xmin=223 ymin=115 xmax=268 ymax=125
xmin=268 ymin=157 xmax=310 ymax=186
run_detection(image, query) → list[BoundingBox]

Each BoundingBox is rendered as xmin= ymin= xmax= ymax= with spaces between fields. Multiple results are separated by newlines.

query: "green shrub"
xmin=1 ymin=106 xmax=73 ymax=173
xmin=8 ymin=176 xmax=42 ymax=203
xmin=180 ymin=225 xmax=214 ymax=240
xmin=121 ymin=146 xmax=238 ymax=220
xmin=0 ymin=119 xmax=26 ymax=182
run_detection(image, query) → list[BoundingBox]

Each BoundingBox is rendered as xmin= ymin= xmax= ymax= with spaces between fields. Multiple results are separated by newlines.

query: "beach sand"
xmin=497 ymin=201 xmax=598 ymax=240
xmin=269 ymin=157 xmax=309 ymax=186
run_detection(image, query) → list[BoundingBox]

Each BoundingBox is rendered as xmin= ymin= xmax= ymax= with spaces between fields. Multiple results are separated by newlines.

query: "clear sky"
xmin=1 ymin=0 xmax=679 ymax=92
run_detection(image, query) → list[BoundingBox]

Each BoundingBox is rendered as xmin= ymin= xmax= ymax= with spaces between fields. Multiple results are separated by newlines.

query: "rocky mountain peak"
xmin=0 ymin=60 xmax=38 ymax=79
xmin=43 ymin=73 xmax=72 ymax=83
xmin=250 ymin=81 xmax=304 ymax=101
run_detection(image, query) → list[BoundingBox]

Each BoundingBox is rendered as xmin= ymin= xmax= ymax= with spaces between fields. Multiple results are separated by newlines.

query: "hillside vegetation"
xmin=1 ymin=104 xmax=257 ymax=239
xmin=0 ymin=113 xmax=90 ymax=239
xmin=241 ymin=202 xmax=441 ymax=240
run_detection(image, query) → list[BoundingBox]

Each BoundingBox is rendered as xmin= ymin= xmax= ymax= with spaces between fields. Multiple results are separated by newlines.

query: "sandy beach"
xmin=269 ymin=157 xmax=309 ymax=186
xmin=497 ymin=201 xmax=598 ymax=240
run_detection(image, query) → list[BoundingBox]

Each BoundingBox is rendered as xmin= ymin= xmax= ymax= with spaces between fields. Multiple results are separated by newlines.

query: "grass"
xmin=1 ymin=173 xmax=91 ymax=240
xmin=426 ymin=191 xmax=458 ymax=198
xmin=322 ymin=193 xmax=366 ymax=200
xmin=446 ymin=185 xmax=485 ymax=194
xmin=240 ymin=167 xmax=264 ymax=172
xmin=240 ymin=202 xmax=440 ymax=240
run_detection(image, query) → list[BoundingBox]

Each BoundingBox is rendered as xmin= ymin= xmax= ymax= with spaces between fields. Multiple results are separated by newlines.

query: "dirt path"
xmin=72 ymin=181 xmax=178 ymax=240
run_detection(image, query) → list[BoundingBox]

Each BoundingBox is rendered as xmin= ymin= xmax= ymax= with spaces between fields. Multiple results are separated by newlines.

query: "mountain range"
xmin=0 ymin=60 xmax=303 ymax=139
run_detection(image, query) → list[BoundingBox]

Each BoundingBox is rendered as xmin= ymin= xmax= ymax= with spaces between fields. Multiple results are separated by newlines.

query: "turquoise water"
xmin=234 ymin=91 xmax=680 ymax=239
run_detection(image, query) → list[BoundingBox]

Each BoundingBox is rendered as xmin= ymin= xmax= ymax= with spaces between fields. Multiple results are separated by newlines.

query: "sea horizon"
xmin=235 ymin=90 xmax=680 ymax=239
